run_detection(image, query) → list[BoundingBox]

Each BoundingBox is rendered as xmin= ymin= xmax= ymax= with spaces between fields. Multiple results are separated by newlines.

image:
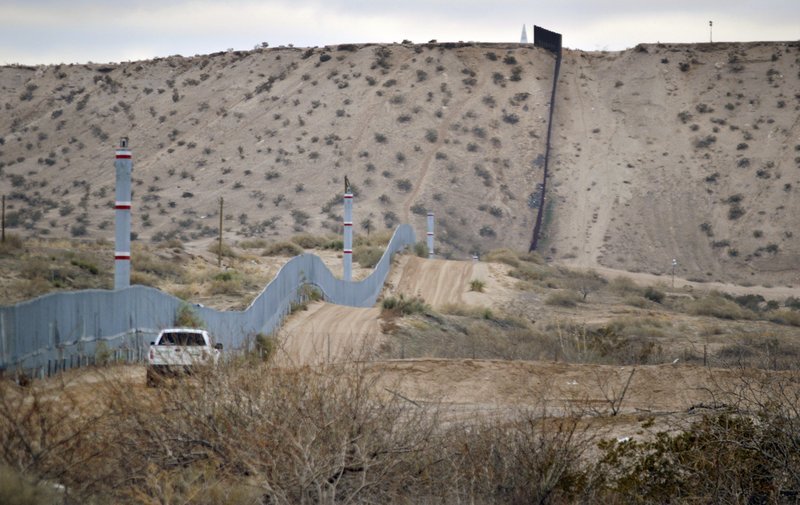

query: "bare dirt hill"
xmin=549 ymin=42 xmax=800 ymax=286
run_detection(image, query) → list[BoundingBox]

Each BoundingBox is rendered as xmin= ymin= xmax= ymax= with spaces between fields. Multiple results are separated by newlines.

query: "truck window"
xmin=158 ymin=332 xmax=206 ymax=346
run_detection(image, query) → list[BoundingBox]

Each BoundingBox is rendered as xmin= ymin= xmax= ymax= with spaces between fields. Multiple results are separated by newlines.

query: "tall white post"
xmin=427 ymin=212 xmax=434 ymax=259
xmin=114 ymin=138 xmax=132 ymax=290
xmin=343 ymin=191 xmax=353 ymax=281
xmin=520 ymin=24 xmax=529 ymax=44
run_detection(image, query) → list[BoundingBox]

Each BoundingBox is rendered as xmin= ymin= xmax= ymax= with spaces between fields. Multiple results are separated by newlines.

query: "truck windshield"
xmin=159 ymin=332 xmax=206 ymax=346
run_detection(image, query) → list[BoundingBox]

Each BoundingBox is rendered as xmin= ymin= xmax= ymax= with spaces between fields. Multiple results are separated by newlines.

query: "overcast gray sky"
xmin=0 ymin=0 xmax=797 ymax=64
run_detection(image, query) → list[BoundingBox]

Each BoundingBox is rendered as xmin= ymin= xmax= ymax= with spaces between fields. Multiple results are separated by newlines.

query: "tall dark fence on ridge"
xmin=529 ymin=26 xmax=562 ymax=252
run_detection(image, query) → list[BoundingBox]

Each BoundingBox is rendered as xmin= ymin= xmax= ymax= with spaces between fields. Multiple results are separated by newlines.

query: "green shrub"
xmin=207 ymin=241 xmax=237 ymax=258
xmin=413 ymin=241 xmax=428 ymax=258
xmin=353 ymin=246 xmax=383 ymax=268
xmin=470 ymin=279 xmax=485 ymax=292
xmin=291 ymin=234 xmax=335 ymax=249
xmin=382 ymin=294 xmax=428 ymax=316
xmin=209 ymin=270 xmax=243 ymax=295
xmin=253 ymin=333 xmax=276 ymax=361
xmin=174 ymin=303 xmax=205 ymax=328
xmin=687 ymin=294 xmax=753 ymax=320
xmin=262 ymin=241 xmax=303 ymax=257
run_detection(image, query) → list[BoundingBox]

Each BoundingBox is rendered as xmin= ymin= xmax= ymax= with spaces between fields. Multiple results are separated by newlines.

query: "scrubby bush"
xmin=545 ymin=291 xmax=582 ymax=307
xmin=470 ymin=279 xmax=485 ymax=292
xmin=644 ymin=286 xmax=665 ymax=304
xmin=382 ymin=294 xmax=428 ymax=316
xmin=687 ymin=293 xmax=753 ymax=320
xmin=353 ymin=246 xmax=383 ymax=268
xmin=262 ymin=241 xmax=303 ymax=257
xmin=174 ymin=302 xmax=205 ymax=327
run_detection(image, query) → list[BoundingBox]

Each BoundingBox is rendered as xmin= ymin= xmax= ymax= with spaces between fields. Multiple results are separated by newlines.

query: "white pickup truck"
xmin=146 ymin=328 xmax=223 ymax=386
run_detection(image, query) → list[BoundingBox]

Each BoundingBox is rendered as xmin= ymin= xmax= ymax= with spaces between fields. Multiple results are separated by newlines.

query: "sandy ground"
xmin=276 ymin=255 xmax=516 ymax=366
xmin=276 ymin=302 xmax=382 ymax=365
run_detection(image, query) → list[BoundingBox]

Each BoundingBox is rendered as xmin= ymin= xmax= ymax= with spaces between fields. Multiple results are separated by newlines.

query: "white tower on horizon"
xmin=520 ymin=24 xmax=528 ymax=44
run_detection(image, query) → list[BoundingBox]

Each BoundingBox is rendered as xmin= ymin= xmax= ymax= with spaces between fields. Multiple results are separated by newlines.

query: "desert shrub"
xmin=686 ymin=294 xmax=753 ymax=320
xmin=469 ymin=279 xmax=485 ymax=292
xmin=644 ymin=286 xmax=665 ymax=303
xmin=0 ymin=233 xmax=23 ymax=255
xmin=413 ymin=241 xmax=428 ymax=258
xmin=510 ymin=262 xmax=551 ymax=282
xmin=545 ymin=291 xmax=582 ymax=307
xmin=479 ymin=226 xmax=495 ymax=238
xmin=209 ymin=270 xmax=243 ymax=295
xmin=728 ymin=204 xmax=746 ymax=220
xmin=291 ymin=234 xmax=336 ymax=249
xmin=253 ymin=333 xmax=276 ymax=362
xmin=262 ymin=241 xmax=303 ymax=257
xmin=174 ymin=302 xmax=205 ymax=327
xmin=733 ymin=294 xmax=765 ymax=312
xmin=768 ymin=310 xmax=800 ymax=327
xmin=484 ymin=249 xmax=521 ymax=267
xmin=207 ymin=241 xmax=237 ymax=258
xmin=785 ymin=297 xmax=800 ymax=310
xmin=382 ymin=294 xmax=428 ymax=316
xmin=353 ymin=246 xmax=383 ymax=268
xmin=239 ymin=238 xmax=268 ymax=249
xmin=354 ymin=230 xmax=393 ymax=248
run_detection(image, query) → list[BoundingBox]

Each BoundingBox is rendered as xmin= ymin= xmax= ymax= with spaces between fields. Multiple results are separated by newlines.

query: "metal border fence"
xmin=0 ymin=224 xmax=416 ymax=377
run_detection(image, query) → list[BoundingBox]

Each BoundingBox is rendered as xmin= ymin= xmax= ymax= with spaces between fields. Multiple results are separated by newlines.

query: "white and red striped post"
xmin=343 ymin=190 xmax=353 ymax=281
xmin=426 ymin=212 xmax=434 ymax=259
xmin=114 ymin=138 xmax=132 ymax=290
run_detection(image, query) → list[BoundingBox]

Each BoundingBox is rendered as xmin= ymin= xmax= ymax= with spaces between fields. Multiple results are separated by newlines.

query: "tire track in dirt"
xmin=402 ymin=52 xmax=486 ymax=223
xmin=393 ymin=256 xmax=476 ymax=309
xmin=276 ymin=302 xmax=383 ymax=365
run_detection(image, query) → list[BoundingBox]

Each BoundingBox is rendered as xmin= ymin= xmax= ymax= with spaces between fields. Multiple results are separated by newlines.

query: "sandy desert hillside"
xmin=0 ymin=41 xmax=797 ymax=283
xmin=550 ymin=41 xmax=800 ymax=285
xmin=0 ymin=42 xmax=551 ymax=259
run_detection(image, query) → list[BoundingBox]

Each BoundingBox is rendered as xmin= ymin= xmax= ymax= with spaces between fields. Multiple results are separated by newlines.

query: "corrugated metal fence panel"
xmin=0 ymin=224 xmax=415 ymax=371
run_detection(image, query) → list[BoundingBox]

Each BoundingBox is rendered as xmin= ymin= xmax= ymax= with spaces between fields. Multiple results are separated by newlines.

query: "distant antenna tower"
xmin=520 ymin=24 xmax=529 ymax=44
xmin=709 ymin=20 xmax=713 ymax=43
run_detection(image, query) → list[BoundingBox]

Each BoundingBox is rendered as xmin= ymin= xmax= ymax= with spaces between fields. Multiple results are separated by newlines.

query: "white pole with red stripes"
xmin=343 ymin=189 xmax=353 ymax=281
xmin=342 ymin=184 xmax=353 ymax=281
xmin=427 ymin=212 xmax=434 ymax=259
xmin=114 ymin=138 xmax=132 ymax=290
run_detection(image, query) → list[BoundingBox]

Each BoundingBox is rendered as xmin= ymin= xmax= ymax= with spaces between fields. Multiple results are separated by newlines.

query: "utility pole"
xmin=218 ymin=197 xmax=223 ymax=268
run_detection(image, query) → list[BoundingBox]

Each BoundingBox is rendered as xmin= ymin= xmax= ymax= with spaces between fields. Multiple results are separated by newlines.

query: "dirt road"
xmin=276 ymin=302 xmax=383 ymax=365
xmin=394 ymin=256 xmax=478 ymax=308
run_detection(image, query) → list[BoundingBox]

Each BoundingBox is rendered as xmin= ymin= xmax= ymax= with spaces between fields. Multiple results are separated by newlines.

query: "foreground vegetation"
xmin=2 ymin=359 xmax=800 ymax=504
